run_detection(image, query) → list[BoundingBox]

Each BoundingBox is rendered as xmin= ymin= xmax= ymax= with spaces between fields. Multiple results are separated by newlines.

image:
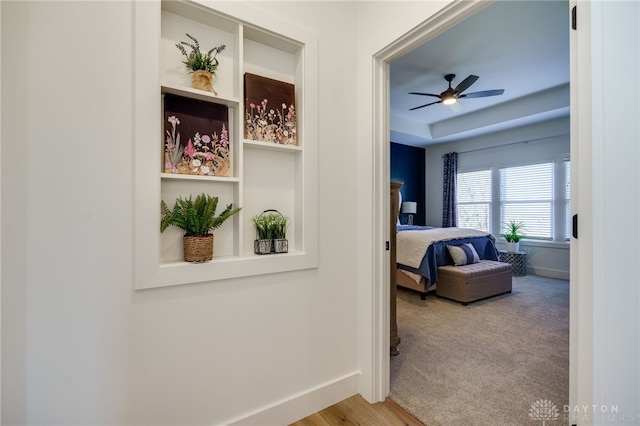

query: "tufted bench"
xmin=436 ymin=260 xmax=512 ymax=305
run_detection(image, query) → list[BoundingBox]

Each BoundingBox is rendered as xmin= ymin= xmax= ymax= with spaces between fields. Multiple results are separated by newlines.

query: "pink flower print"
xmin=250 ymin=103 xmax=256 ymax=108
xmin=202 ymin=134 xmax=211 ymax=144
xmin=204 ymin=152 xmax=214 ymax=161
xmin=185 ymin=139 xmax=196 ymax=158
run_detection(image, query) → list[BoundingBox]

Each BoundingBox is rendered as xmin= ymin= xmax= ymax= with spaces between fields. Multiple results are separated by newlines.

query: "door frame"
xmin=368 ymin=0 xmax=589 ymax=412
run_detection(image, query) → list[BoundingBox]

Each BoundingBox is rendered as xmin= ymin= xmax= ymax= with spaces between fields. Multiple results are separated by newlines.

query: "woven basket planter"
xmin=191 ymin=70 xmax=217 ymax=95
xmin=183 ymin=234 xmax=214 ymax=262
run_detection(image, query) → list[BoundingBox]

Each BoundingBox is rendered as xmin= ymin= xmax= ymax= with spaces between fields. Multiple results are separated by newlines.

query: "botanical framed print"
xmin=244 ymin=73 xmax=296 ymax=145
xmin=163 ymin=94 xmax=231 ymax=177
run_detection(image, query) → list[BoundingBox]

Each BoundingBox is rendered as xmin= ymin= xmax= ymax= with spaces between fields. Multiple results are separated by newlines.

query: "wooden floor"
xmin=289 ymin=395 xmax=424 ymax=426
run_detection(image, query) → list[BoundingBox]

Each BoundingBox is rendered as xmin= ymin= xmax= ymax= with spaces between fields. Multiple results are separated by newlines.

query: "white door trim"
xmin=368 ymin=0 xmax=494 ymax=401
xmin=368 ymin=0 xmax=588 ymax=410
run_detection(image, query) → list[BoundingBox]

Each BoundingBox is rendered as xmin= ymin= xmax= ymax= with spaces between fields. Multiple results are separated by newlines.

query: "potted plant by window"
xmin=502 ymin=220 xmax=524 ymax=253
xmin=160 ymin=193 xmax=241 ymax=262
xmin=175 ymin=33 xmax=226 ymax=95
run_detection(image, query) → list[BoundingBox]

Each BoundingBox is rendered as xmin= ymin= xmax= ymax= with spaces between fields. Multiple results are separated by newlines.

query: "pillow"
xmin=447 ymin=243 xmax=480 ymax=266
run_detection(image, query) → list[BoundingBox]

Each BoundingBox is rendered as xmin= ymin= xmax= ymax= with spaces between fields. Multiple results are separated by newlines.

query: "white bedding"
xmin=397 ymin=227 xmax=492 ymax=270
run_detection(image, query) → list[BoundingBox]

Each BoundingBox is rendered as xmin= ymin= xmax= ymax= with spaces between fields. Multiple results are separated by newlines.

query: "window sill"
xmin=499 ymin=239 xmax=570 ymax=250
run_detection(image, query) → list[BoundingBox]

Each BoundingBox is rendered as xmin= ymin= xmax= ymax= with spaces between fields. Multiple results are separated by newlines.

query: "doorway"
xmin=371 ymin=0 xmax=577 ymax=419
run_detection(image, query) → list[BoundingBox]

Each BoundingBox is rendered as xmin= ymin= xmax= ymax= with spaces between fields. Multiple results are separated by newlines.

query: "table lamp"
xmin=401 ymin=201 xmax=417 ymax=225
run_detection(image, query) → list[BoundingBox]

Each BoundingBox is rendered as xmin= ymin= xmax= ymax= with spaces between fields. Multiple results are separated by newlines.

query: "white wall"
xmin=424 ymin=117 xmax=571 ymax=279
xmin=4 ymin=0 xmax=640 ymax=424
xmin=1 ymin=1 xmax=361 ymax=424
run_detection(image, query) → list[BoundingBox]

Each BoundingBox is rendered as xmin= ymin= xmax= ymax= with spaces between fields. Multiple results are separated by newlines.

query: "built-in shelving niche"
xmin=134 ymin=0 xmax=318 ymax=290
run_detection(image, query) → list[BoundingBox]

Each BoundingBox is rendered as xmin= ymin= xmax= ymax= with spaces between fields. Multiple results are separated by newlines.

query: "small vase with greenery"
xmin=502 ymin=220 xmax=524 ymax=253
xmin=269 ymin=213 xmax=289 ymax=254
xmin=161 ymin=193 xmax=241 ymax=262
xmin=252 ymin=213 xmax=273 ymax=255
xmin=175 ymin=33 xmax=226 ymax=94
xmin=252 ymin=210 xmax=290 ymax=254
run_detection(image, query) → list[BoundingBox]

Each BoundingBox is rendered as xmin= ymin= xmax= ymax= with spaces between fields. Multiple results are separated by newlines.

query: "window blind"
xmin=500 ymin=163 xmax=553 ymax=239
xmin=457 ymin=170 xmax=492 ymax=232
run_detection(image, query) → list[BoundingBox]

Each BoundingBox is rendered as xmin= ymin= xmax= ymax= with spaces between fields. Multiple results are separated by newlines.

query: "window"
xmin=500 ymin=163 xmax=553 ymax=239
xmin=456 ymin=159 xmax=570 ymax=242
xmin=457 ymin=170 xmax=491 ymax=232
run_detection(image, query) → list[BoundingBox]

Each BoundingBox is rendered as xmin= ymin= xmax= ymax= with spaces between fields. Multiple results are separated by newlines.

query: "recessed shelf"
xmin=243 ymin=139 xmax=303 ymax=152
xmin=134 ymin=0 xmax=318 ymax=290
xmin=161 ymin=82 xmax=239 ymax=107
xmin=160 ymin=173 xmax=240 ymax=182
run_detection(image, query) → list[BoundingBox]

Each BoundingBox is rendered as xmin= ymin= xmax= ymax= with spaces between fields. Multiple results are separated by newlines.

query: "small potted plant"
xmin=502 ymin=220 xmax=524 ymax=253
xmin=252 ymin=213 xmax=273 ymax=255
xmin=160 ymin=193 xmax=241 ymax=262
xmin=252 ymin=210 xmax=289 ymax=254
xmin=269 ymin=213 xmax=289 ymax=254
xmin=175 ymin=33 xmax=226 ymax=95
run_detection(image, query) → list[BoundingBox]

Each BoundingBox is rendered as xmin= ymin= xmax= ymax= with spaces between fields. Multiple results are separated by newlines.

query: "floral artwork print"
xmin=163 ymin=94 xmax=230 ymax=177
xmin=245 ymin=99 xmax=296 ymax=145
xmin=244 ymin=73 xmax=297 ymax=145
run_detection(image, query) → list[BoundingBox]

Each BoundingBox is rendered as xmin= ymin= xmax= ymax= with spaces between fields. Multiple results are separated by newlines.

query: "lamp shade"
xmin=401 ymin=201 xmax=417 ymax=214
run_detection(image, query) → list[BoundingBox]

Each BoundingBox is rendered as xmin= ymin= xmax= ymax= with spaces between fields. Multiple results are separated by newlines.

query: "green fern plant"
xmin=161 ymin=193 xmax=241 ymax=236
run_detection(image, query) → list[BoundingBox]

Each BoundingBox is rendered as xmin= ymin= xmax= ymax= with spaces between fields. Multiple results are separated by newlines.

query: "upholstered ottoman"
xmin=436 ymin=260 xmax=512 ymax=305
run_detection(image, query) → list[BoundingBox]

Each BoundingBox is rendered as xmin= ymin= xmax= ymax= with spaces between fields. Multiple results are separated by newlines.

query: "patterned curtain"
xmin=442 ymin=152 xmax=458 ymax=227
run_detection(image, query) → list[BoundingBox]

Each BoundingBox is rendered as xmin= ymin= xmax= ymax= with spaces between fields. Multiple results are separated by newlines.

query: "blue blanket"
xmin=397 ymin=226 xmax=499 ymax=286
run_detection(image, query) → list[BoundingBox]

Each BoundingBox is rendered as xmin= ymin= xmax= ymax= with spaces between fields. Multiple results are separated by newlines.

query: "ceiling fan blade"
xmin=454 ymin=75 xmax=479 ymax=94
xmin=409 ymin=92 xmax=441 ymax=98
xmin=409 ymin=100 xmax=442 ymax=111
xmin=459 ymin=89 xmax=505 ymax=99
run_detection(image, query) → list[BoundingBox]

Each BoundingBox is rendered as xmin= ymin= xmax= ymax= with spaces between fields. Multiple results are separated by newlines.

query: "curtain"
xmin=442 ymin=152 xmax=458 ymax=227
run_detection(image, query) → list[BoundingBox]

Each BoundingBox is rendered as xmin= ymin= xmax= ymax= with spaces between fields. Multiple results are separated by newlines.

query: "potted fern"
xmin=175 ymin=33 xmax=226 ymax=95
xmin=502 ymin=220 xmax=524 ymax=253
xmin=161 ymin=193 xmax=241 ymax=262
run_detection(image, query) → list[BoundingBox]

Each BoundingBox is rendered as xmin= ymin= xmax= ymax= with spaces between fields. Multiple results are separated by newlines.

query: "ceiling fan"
xmin=409 ymin=74 xmax=504 ymax=110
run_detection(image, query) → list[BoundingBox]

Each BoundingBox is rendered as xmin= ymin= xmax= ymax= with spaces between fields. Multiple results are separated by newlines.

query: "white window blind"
xmin=500 ymin=163 xmax=553 ymax=239
xmin=457 ymin=169 xmax=491 ymax=232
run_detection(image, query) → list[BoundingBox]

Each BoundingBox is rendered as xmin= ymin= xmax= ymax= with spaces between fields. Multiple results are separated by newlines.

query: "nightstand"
xmin=499 ymin=250 xmax=527 ymax=276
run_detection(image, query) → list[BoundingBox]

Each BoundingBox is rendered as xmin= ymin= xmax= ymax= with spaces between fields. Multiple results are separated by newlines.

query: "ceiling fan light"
xmin=443 ymin=96 xmax=457 ymax=105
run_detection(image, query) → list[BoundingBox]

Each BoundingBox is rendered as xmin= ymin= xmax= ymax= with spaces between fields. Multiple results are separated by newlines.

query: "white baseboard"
xmin=528 ymin=267 xmax=570 ymax=280
xmin=223 ymin=371 xmax=360 ymax=426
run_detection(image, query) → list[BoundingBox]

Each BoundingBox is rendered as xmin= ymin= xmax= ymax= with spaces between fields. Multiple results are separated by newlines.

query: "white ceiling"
xmin=390 ymin=0 xmax=570 ymax=147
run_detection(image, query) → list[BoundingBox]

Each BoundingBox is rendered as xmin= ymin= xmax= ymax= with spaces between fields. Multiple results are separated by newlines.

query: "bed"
xmin=396 ymin=225 xmax=500 ymax=298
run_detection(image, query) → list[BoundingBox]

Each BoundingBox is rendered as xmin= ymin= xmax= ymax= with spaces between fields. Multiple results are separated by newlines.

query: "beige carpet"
xmin=390 ymin=275 xmax=569 ymax=426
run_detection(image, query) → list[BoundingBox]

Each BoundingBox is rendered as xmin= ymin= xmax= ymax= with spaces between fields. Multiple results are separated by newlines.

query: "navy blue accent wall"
xmin=391 ymin=142 xmax=426 ymax=225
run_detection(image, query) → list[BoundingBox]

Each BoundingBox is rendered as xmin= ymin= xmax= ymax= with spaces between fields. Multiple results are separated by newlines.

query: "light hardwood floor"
xmin=289 ymin=395 xmax=424 ymax=426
